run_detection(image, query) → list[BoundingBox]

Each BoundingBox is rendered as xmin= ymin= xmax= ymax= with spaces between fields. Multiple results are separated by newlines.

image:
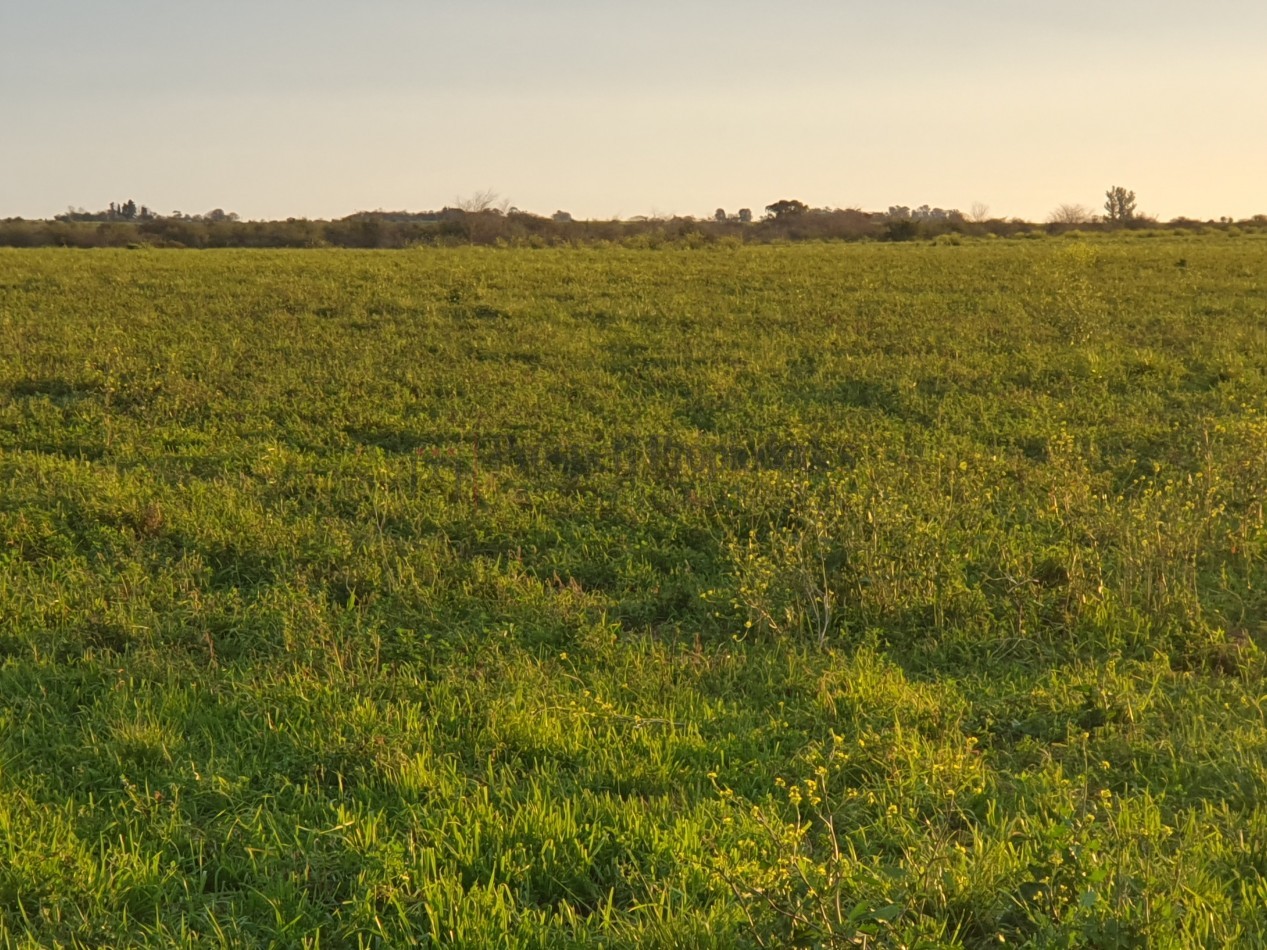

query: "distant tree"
xmin=968 ymin=201 xmax=991 ymax=223
xmin=1104 ymin=186 xmax=1137 ymax=225
xmin=737 ymin=208 xmax=753 ymax=224
xmin=551 ymin=210 xmax=573 ymax=223
xmin=1048 ymin=203 xmax=1093 ymax=225
xmin=910 ymin=205 xmax=956 ymax=222
xmin=119 ymin=199 xmax=138 ymax=220
xmin=714 ymin=208 xmax=726 ymax=222
xmin=765 ymin=199 xmax=808 ymax=220
xmin=454 ymin=189 xmax=505 ymax=213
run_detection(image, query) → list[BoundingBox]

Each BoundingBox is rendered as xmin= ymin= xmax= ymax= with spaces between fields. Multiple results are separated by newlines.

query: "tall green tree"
xmin=1104 ymin=186 xmax=1137 ymax=225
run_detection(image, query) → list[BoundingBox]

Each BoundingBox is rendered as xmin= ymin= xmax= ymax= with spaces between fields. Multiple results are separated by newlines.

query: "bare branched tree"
xmin=969 ymin=201 xmax=991 ymax=223
xmin=453 ymin=188 xmax=506 ymax=213
xmin=1048 ymin=203 xmax=1093 ymax=225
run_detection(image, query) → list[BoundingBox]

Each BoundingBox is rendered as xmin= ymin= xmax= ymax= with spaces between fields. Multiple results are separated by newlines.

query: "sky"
xmin=2 ymin=1 xmax=1265 ymax=222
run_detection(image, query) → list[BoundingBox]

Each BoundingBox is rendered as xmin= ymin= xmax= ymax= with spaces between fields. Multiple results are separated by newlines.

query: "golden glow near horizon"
xmin=3 ymin=1 xmax=1265 ymax=222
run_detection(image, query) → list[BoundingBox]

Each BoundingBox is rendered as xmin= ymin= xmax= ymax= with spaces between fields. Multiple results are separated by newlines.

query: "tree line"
xmin=2 ymin=190 xmax=1263 ymax=249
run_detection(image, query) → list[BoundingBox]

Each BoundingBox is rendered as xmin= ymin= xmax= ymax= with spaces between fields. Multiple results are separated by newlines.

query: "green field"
xmin=2 ymin=238 xmax=1266 ymax=947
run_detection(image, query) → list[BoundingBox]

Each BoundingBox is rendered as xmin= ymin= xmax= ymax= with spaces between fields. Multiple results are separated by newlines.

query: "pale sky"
xmin=3 ymin=1 xmax=1265 ymax=222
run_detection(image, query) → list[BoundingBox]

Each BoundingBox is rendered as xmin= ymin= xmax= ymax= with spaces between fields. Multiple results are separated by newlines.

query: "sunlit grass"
xmin=1 ymin=238 xmax=1265 ymax=945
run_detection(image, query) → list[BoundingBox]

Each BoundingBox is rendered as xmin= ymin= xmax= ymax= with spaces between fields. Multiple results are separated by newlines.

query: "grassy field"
xmin=1 ymin=237 xmax=1266 ymax=947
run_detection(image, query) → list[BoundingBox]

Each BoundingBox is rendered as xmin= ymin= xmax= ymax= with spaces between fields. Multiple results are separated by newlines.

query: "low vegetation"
xmin=3 ymin=198 xmax=1265 ymax=249
xmin=1 ymin=236 xmax=1265 ymax=945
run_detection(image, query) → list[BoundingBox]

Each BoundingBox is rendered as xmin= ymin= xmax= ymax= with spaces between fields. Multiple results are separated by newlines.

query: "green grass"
xmin=1 ymin=237 xmax=1266 ymax=946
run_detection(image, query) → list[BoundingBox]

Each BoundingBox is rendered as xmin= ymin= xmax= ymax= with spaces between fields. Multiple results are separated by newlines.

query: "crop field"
xmin=2 ymin=237 xmax=1267 ymax=947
